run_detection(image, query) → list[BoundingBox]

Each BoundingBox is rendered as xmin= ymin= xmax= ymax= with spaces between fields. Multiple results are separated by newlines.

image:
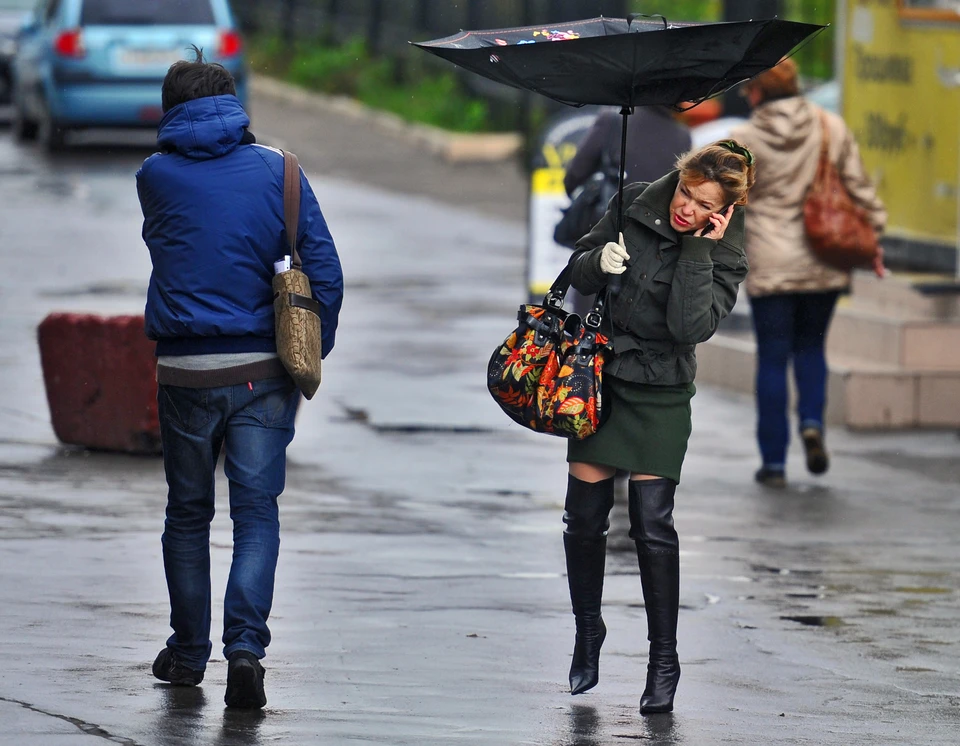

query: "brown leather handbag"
xmin=273 ymin=151 xmax=322 ymax=399
xmin=803 ymin=110 xmax=879 ymax=271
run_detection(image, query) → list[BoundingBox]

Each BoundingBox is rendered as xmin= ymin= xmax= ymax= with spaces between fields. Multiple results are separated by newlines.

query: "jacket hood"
xmin=743 ymin=96 xmax=815 ymax=151
xmin=157 ymin=95 xmax=250 ymax=159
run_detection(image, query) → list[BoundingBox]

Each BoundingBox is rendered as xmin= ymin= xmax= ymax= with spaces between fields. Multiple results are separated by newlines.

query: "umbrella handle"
xmin=608 ymin=106 xmax=632 ymax=295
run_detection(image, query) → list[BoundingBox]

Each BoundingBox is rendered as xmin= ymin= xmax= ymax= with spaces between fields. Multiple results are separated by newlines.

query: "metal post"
xmin=601 ymin=0 xmax=629 ymax=18
xmin=280 ymin=0 xmax=296 ymax=43
xmin=327 ymin=0 xmax=340 ymax=19
xmin=415 ymin=0 xmax=430 ymax=32
xmin=517 ymin=0 xmax=534 ymax=166
xmin=467 ymin=0 xmax=483 ymax=30
xmin=368 ymin=0 xmax=383 ymax=56
xmin=322 ymin=0 xmax=339 ymax=44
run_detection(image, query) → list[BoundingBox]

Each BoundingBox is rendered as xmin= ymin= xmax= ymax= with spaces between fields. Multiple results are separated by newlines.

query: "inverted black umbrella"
xmin=414 ymin=15 xmax=824 ymax=237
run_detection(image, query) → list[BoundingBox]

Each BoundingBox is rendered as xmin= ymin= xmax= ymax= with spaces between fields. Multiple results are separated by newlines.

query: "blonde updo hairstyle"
xmin=675 ymin=140 xmax=757 ymax=207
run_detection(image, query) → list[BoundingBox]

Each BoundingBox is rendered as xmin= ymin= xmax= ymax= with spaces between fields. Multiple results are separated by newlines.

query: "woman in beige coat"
xmin=730 ymin=59 xmax=886 ymax=487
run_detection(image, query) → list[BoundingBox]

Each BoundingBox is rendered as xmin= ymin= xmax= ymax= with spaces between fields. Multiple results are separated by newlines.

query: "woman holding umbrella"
xmin=562 ymin=141 xmax=755 ymax=714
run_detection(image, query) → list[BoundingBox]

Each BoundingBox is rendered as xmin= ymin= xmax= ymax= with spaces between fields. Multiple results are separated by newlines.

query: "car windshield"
xmin=81 ymin=0 xmax=215 ymax=25
xmin=0 ymin=0 xmax=35 ymax=9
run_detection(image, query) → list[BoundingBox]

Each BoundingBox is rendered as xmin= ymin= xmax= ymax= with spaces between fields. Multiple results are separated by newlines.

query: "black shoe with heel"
xmin=628 ymin=479 xmax=681 ymax=715
xmin=637 ymin=552 xmax=681 ymax=714
xmin=563 ymin=475 xmax=615 ymax=695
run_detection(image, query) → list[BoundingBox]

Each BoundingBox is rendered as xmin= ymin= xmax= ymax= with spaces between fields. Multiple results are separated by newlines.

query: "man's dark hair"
xmin=161 ymin=46 xmax=236 ymax=113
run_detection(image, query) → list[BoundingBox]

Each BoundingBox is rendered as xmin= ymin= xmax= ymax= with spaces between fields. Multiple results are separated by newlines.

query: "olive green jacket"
xmin=568 ymin=170 xmax=749 ymax=385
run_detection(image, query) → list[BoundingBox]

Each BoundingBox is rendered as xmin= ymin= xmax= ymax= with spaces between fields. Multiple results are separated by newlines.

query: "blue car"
xmin=12 ymin=0 xmax=247 ymax=150
xmin=0 ymin=0 xmax=35 ymax=105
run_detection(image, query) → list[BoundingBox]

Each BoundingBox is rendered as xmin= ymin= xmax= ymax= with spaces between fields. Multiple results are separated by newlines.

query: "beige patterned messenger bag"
xmin=272 ymin=151 xmax=322 ymax=399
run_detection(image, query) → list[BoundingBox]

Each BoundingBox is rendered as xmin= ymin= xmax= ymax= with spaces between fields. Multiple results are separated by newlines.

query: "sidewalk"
xmin=248 ymin=75 xmax=529 ymax=224
xmin=0 ymin=83 xmax=958 ymax=745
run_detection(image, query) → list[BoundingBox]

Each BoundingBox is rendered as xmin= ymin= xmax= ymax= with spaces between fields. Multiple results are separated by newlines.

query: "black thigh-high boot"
xmin=563 ymin=474 xmax=615 ymax=695
xmin=628 ymin=478 xmax=681 ymax=714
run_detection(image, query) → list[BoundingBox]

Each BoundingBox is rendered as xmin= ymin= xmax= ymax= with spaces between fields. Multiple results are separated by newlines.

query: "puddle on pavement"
xmin=371 ymin=423 xmax=494 ymax=434
xmin=334 ymin=404 xmax=494 ymax=434
xmin=860 ymin=607 xmax=899 ymax=616
xmin=33 ymin=178 xmax=91 ymax=200
xmin=781 ymin=615 xmax=846 ymax=628
xmin=466 ymin=488 xmax=533 ymax=498
xmin=751 ymin=564 xmax=822 ymax=577
xmin=859 ymin=450 xmax=960 ymax=485
xmin=39 ymin=280 xmax=147 ymax=298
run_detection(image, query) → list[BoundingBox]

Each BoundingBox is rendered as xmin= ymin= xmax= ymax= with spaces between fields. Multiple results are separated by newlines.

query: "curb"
xmin=250 ymin=74 xmax=524 ymax=164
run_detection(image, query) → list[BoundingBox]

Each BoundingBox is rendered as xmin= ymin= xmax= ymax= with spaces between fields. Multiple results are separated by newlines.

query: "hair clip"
xmin=717 ymin=140 xmax=755 ymax=166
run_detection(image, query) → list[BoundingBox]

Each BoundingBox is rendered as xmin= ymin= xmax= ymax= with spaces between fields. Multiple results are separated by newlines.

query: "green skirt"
xmin=566 ymin=376 xmax=696 ymax=483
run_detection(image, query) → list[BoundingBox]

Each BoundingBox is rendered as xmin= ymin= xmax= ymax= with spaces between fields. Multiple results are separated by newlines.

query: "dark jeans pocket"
xmin=159 ymin=386 xmax=212 ymax=434
xmin=244 ymin=378 xmax=300 ymax=428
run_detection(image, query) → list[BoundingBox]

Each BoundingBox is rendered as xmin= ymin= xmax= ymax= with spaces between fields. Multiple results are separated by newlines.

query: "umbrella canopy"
xmin=414 ymin=15 xmax=824 ymax=291
xmin=413 ymin=16 xmax=825 ymax=109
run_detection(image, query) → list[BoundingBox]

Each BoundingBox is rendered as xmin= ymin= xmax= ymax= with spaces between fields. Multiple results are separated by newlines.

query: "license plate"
xmin=118 ymin=49 xmax=183 ymax=68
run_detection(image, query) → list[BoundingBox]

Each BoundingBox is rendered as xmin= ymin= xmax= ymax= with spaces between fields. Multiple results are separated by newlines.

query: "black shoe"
xmin=639 ymin=655 xmax=681 ymax=714
xmin=629 ymin=481 xmax=682 ymax=715
xmin=225 ymin=651 xmax=266 ymax=709
xmin=801 ymin=427 xmax=829 ymax=475
xmin=755 ymin=467 xmax=786 ymax=488
xmin=569 ymin=616 xmax=606 ymax=695
xmin=562 ymin=476 xmax=615 ymax=696
xmin=152 ymin=648 xmax=204 ymax=686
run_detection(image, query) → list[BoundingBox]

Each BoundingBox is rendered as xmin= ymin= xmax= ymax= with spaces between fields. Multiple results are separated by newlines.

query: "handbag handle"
xmin=282 ymin=151 xmax=302 ymax=268
xmin=544 ymin=265 xmax=607 ymax=332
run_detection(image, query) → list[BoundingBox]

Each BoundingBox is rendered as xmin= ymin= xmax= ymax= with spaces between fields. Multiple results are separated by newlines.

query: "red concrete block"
xmin=38 ymin=313 xmax=161 ymax=454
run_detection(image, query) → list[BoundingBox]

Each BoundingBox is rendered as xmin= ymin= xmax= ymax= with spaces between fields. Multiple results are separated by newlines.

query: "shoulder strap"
xmin=813 ymin=109 xmax=831 ymax=189
xmin=282 ymin=151 xmax=302 ymax=268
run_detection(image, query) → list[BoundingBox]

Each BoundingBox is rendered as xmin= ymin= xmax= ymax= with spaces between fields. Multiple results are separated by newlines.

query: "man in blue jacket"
xmin=137 ymin=50 xmax=343 ymax=709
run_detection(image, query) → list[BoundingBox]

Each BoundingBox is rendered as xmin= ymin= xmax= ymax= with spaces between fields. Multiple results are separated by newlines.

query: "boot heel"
xmin=639 ymin=656 xmax=680 ymax=714
xmin=569 ymin=616 xmax=606 ymax=695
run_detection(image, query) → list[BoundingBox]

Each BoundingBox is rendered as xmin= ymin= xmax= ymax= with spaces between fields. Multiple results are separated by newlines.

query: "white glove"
xmin=599 ymin=232 xmax=630 ymax=275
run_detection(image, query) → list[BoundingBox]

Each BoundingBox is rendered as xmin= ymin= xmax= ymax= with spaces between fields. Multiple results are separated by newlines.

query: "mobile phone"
xmin=701 ymin=204 xmax=732 ymax=236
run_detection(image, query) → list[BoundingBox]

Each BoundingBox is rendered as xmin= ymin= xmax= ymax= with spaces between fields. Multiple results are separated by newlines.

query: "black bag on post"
xmin=553 ymin=147 xmax=619 ymax=250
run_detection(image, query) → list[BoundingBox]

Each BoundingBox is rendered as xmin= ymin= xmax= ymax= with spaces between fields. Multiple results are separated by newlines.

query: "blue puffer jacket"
xmin=137 ymin=94 xmax=343 ymax=358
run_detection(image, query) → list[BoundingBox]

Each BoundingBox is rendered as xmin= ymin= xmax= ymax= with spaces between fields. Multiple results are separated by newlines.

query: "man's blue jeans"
xmin=158 ymin=376 xmax=299 ymax=670
xmin=749 ymin=291 xmax=840 ymax=470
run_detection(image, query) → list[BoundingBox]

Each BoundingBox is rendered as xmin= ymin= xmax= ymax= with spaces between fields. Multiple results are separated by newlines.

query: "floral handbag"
xmin=487 ymin=266 xmax=608 ymax=439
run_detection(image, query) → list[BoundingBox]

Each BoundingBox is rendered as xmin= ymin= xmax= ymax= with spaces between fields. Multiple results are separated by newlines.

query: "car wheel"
xmin=38 ymin=101 xmax=68 ymax=152
xmin=11 ymin=95 xmax=39 ymax=142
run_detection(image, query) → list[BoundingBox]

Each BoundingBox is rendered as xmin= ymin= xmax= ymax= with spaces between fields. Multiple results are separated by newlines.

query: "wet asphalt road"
xmin=0 ymin=92 xmax=959 ymax=745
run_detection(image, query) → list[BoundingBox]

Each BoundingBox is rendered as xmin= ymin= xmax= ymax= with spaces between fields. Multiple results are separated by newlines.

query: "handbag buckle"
xmin=584 ymin=311 xmax=602 ymax=329
xmin=545 ymin=292 xmax=565 ymax=309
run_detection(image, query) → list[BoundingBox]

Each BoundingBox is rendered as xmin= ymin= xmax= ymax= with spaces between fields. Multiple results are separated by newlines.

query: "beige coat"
xmin=730 ymin=97 xmax=887 ymax=297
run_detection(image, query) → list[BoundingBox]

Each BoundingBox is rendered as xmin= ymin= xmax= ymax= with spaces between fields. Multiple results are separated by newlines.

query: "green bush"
xmin=287 ymin=38 xmax=369 ymax=95
xmin=248 ymin=35 xmax=492 ymax=133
